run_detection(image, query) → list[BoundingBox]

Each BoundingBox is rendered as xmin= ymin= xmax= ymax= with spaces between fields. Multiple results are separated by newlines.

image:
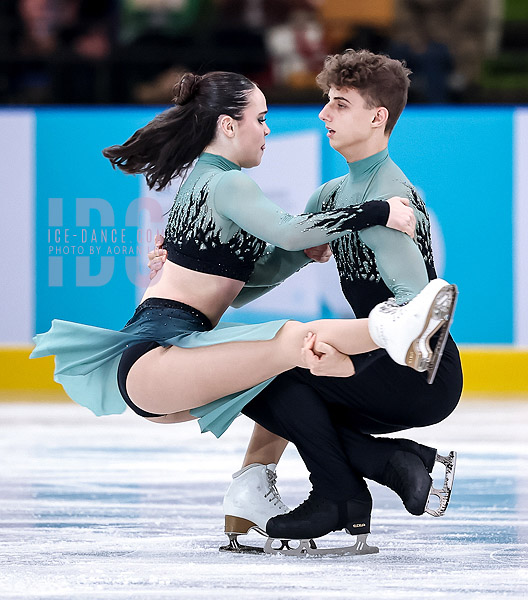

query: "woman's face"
xmin=233 ymin=87 xmax=270 ymax=168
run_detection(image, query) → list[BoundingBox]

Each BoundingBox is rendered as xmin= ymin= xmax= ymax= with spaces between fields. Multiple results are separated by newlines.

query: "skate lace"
xmin=264 ymin=469 xmax=285 ymax=508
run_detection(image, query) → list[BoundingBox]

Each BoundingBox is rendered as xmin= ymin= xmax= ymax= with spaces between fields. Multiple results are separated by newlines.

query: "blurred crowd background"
xmin=0 ymin=0 xmax=527 ymax=105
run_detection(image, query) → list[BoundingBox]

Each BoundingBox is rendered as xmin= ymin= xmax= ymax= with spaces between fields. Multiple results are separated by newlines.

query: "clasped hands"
xmin=300 ymin=332 xmax=355 ymax=378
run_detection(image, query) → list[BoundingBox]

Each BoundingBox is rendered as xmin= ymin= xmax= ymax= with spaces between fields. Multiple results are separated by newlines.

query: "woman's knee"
xmin=275 ymin=320 xmax=308 ymax=352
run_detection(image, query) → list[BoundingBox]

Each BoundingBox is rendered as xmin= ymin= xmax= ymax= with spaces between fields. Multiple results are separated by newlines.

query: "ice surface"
xmin=0 ymin=398 xmax=527 ymax=599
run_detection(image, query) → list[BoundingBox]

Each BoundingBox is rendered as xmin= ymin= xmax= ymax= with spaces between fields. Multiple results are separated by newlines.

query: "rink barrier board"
xmin=1 ymin=347 xmax=528 ymax=395
xmin=2 ymin=106 xmax=520 ymax=346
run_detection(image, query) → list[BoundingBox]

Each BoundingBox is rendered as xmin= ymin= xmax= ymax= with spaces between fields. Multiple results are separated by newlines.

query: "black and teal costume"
xmin=31 ymin=152 xmax=391 ymax=436
xmin=240 ymin=148 xmax=463 ymax=503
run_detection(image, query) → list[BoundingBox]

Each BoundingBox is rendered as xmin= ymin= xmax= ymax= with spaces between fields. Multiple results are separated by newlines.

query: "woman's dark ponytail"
xmin=173 ymin=73 xmax=202 ymax=105
xmin=102 ymin=71 xmax=256 ymax=191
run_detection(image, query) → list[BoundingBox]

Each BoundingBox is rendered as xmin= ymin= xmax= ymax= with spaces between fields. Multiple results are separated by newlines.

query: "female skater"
xmin=31 ymin=71 xmax=453 ymax=441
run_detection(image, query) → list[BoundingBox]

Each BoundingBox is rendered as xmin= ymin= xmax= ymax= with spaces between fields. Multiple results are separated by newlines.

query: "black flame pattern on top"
xmin=164 ymin=177 xmax=267 ymax=281
xmin=164 ymin=175 xmax=388 ymax=281
xmin=322 ymin=180 xmax=435 ymax=284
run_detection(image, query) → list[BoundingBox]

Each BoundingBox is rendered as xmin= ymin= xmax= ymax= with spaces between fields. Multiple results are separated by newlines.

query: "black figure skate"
xmin=382 ymin=448 xmax=457 ymax=517
xmin=263 ymin=489 xmax=379 ymax=557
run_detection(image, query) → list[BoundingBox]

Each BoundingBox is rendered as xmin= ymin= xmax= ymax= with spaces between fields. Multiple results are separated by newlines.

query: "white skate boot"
xmin=368 ymin=278 xmax=458 ymax=384
xmin=220 ymin=463 xmax=290 ymax=554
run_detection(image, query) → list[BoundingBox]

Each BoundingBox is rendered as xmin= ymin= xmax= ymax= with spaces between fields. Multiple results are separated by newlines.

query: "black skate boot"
xmin=264 ymin=488 xmax=378 ymax=556
xmin=380 ymin=445 xmax=457 ymax=517
xmin=266 ymin=488 xmax=372 ymax=540
xmin=390 ymin=439 xmax=437 ymax=473
xmin=381 ymin=450 xmax=432 ymax=515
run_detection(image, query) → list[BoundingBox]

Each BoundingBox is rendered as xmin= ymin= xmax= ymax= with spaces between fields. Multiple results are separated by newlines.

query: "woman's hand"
xmin=300 ymin=333 xmax=355 ymax=377
xmin=386 ymin=196 xmax=416 ymax=238
xmin=148 ymin=234 xmax=167 ymax=279
xmin=304 ymin=243 xmax=332 ymax=263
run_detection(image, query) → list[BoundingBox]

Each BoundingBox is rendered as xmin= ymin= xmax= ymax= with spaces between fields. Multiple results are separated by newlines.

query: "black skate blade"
xmin=219 ymin=534 xmax=264 ymax=554
xmin=426 ymin=285 xmax=458 ymax=384
xmin=263 ymin=534 xmax=379 ymax=557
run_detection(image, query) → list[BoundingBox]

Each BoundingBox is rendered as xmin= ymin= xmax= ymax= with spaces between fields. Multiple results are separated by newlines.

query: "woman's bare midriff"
xmin=140 ymin=261 xmax=245 ymax=327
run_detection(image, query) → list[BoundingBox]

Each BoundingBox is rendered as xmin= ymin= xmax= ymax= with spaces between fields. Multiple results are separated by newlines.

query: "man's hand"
xmin=386 ymin=196 xmax=416 ymax=238
xmin=300 ymin=333 xmax=355 ymax=377
xmin=147 ymin=234 xmax=167 ymax=280
xmin=304 ymin=243 xmax=332 ymax=263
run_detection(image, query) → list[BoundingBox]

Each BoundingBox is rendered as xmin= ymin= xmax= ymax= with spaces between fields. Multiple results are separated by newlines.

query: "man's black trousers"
xmin=242 ymin=336 xmax=463 ymax=502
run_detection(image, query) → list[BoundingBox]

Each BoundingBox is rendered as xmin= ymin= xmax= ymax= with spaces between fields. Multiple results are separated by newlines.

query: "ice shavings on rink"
xmin=0 ymin=399 xmax=527 ymax=599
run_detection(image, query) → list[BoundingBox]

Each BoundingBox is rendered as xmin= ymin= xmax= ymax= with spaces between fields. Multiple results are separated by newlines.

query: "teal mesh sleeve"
xmin=359 ymin=226 xmax=429 ymax=304
xmin=231 ymin=283 xmax=278 ymax=308
xmin=231 ymin=245 xmax=311 ymax=308
xmin=245 ymin=245 xmax=311 ymax=287
xmin=214 ymin=171 xmax=389 ymax=251
xmin=231 ymin=184 xmax=342 ymax=308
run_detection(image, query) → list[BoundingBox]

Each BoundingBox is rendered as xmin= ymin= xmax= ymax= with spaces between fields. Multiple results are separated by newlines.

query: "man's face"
xmin=318 ymin=87 xmax=379 ymax=160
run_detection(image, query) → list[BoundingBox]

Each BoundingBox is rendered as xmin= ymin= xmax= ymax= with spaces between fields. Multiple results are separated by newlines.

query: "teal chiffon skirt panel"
xmin=30 ymin=298 xmax=287 ymax=438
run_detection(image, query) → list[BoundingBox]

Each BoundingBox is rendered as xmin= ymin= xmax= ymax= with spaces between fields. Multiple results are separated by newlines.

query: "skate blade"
xmin=405 ymin=284 xmax=458 ymax=384
xmin=219 ymin=533 xmax=265 ymax=554
xmin=263 ymin=534 xmax=379 ymax=557
xmin=426 ymin=287 xmax=458 ymax=384
xmin=425 ymin=451 xmax=457 ymax=517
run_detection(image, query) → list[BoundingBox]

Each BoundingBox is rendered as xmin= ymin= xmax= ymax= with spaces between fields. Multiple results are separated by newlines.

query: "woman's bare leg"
xmin=242 ymin=424 xmax=288 ymax=468
xmin=145 ymin=409 xmax=196 ymax=424
xmin=126 ymin=318 xmax=377 ymax=415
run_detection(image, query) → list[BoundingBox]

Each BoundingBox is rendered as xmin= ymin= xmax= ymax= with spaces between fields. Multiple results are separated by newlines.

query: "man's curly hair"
xmin=316 ymin=49 xmax=411 ymax=135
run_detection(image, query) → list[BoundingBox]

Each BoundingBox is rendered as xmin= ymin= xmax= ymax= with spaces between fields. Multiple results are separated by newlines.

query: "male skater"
xmin=223 ymin=49 xmax=462 ymax=553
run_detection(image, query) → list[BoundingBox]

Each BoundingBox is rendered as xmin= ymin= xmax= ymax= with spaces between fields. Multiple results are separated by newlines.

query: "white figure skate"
xmin=368 ymin=278 xmax=458 ymax=384
xmin=220 ymin=463 xmax=289 ymax=554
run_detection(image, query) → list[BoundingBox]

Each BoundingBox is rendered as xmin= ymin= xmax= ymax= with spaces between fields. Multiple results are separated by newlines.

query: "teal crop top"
xmin=164 ymin=153 xmax=390 ymax=282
